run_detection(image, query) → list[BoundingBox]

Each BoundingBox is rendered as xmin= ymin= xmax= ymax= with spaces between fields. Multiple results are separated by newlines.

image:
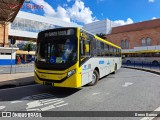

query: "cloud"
xmin=114 ymin=18 xmax=134 ymax=25
xmin=31 ymin=0 xmax=55 ymax=16
xmin=67 ymin=0 xmax=71 ymax=2
xmin=152 ymin=17 xmax=156 ymax=19
xmin=63 ymin=4 xmax=68 ymax=7
xmin=68 ymin=0 xmax=97 ymax=24
xmin=31 ymin=0 xmax=97 ymax=24
xmin=149 ymin=0 xmax=155 ymax=2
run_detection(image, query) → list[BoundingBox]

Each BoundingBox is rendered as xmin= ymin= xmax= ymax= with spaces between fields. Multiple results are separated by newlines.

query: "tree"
xmin=23 ymin=42 xmax=34 ymax=52
xmin=96 ymin=33 xmax=106 ymax=39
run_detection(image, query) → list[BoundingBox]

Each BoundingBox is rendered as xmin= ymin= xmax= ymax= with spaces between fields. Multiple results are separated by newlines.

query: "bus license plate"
xmin=45 ymin=82 xmax=53 ymax=86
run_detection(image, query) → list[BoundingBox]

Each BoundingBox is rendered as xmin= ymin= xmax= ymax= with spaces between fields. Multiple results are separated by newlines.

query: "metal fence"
xmin=122 ymin=61 xmax=160 ymax=71
xmin=0 ymin=63 xmax=34 ymax=74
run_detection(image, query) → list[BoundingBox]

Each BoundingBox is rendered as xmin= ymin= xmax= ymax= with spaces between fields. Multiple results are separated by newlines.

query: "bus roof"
xmin=95 ymin=36 xmax=121 ymax=49
xmin=79 ymin=28 xmax=121 ymax=49
xmin=122 ymin=49 xmax=160 ymax=54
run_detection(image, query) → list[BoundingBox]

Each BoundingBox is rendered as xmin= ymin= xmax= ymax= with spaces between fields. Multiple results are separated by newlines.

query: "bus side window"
xmin=80 ymin=37 xmax=91 ymax=57
xmin=104 ymin=44 xmax=109 ymax=56
xmin=91 ymin=38 xmax=96 ymax=56
xmin=96 ymin=41 xmax=101 ymax=56
xmin=107 ymin=45 xmax=110 ymax=56
xmin=110 ymin=46 xmax=113 ymax=56
xmin=100 ymin=42 xmax=105 ymax=56
xmin=114 ymin=48 xmax=116 ymax=57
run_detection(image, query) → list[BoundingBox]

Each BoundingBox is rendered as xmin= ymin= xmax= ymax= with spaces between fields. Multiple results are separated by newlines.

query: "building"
xmin=9 ymin=11 xmax=82 ymax=42
xmin=106 ymin=19 xmax=160 ymax=52
xmin=0 ymin=11 xmax=82 ymax=47
xmin=0 ymin=9 xmax=81 ymax=65
xmin=83 ymin=19 xmax=120 ymax=35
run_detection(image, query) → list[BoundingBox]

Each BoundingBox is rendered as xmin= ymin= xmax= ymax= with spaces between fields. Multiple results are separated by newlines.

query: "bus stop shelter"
xmin=0 ymin=0 xmax=25 ymax=47
xmin=0 ymin=0 xmax=25 ymax=24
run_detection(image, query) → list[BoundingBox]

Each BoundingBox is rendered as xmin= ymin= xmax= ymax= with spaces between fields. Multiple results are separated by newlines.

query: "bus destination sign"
xmin=44 ymin=29 xmax=75 ymax=37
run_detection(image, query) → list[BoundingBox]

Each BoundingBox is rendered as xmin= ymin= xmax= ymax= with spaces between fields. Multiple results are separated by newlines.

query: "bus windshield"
xmin=37 ymin=37 xmax=77 ymax=64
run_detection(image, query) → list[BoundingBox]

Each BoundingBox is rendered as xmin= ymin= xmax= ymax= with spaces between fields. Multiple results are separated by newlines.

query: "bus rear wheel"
xmin=88 ymin=70 xmax=99 ymax=86
xmin=112 ymin=64 xmax=117 ymax=74
xmin=152 ymin=61 xmax=159 ymax=66
xmin=126 ymin=60 xmax=131 ymax=64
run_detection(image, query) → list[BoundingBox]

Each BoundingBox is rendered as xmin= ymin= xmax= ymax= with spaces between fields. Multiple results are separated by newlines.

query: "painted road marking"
xmin=25 ymin=93 xmax=68 ymax=111
xmin=140 ymin=106 xmax=160 ymax=120
xmin=40 ymin=105 xmax=55 ymax=111
xmin=53 ymin=101 xmax=64 ymax=105
xmin=26 ymin=108 xmax=41 ymax=111
xmin=92 ymin=92 xmax=101 ymax=95
xmin=40 ymin=98 xmax=58 ymax=103
xmin=32 ymin=93 xmax=55 ymax=99
xmin=55 ymin=103 xmax=68 ymax=108
xmin=122 ymin=82 xmax=133 ymax=87
xmin=43 ymin=99 xmax=63 ymax=105
xmin=26 ymin=100 xmax=43 ymax=109
xmin=11 ymin=100 xmax=23 ymax=104
xmin=0 ymin=106 xmax=6 ymax=110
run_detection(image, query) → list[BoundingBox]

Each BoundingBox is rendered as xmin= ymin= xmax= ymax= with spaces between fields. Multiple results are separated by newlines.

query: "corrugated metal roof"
xmin=0 ymin=0 xmax=25 ymax=24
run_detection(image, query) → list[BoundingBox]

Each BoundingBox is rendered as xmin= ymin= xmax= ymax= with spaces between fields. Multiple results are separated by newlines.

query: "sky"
xmin=20 ymin=0 xmax=160 ymax=25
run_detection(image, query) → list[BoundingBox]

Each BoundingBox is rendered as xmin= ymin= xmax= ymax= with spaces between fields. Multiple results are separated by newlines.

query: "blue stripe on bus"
xmin=99 ymin=60 xmax=104 ymax=64
xmin=0 ymin=59 xmax=16 ymax=65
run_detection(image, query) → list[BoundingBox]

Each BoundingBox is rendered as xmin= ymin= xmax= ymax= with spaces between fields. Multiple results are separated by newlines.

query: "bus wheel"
xmin=126 ymin=60 xmax=131 ymax=64
xmin=88 ymin=70 xmax=99 ymax=86
xmin=152 ymin=61 xmax=159 ymax=66
xmin=113 ymin=64 xmax=117 ymax=74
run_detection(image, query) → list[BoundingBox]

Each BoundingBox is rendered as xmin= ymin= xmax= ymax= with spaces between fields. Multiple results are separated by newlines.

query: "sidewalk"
xmin=0 ymin=72 xmax=34 ymax=88
xmin=122 ymin=66 xmax=160 ymax=75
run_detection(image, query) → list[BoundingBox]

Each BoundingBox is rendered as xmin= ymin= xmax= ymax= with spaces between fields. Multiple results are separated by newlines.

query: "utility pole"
xmin=10 ymin=38 xmax=16 ymax=74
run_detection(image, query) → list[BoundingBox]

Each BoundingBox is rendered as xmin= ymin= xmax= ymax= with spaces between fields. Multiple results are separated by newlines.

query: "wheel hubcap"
xmin=92 ymin=73 xmax=96 ymax=84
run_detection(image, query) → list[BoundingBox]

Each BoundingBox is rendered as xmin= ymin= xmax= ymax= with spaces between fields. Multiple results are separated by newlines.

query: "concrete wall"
xmin=83 ymin=19 xmax=120 ymax=34
xmin=0 ymin=47 xmax=18 ymax=66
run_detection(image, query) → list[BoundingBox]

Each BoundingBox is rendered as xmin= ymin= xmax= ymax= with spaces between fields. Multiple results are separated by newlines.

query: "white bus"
xmin=122 ymin=50 xmax=160 ymax=65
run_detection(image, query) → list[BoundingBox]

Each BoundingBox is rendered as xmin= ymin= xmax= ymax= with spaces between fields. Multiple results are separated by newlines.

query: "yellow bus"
xmin=122 ymin=50 xmax=160 ymax=65
xmin=34 ymin=28 xmax=122 ymax=88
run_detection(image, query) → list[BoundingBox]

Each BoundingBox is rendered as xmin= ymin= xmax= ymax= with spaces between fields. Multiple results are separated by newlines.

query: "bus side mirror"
xmin=85 ymin=44 xmax=89 ymax=53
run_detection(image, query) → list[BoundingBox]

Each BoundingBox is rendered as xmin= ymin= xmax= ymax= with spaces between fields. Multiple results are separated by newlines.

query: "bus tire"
xmin=126 ymin=60 xmax=131 ymax=64
xmin=112 ymin=64 xmax=117 ymax=74
xmin=88 ymin=70 xmax=99 ymax=86
xmin=152 ymin=61 xmax=159 ymax=66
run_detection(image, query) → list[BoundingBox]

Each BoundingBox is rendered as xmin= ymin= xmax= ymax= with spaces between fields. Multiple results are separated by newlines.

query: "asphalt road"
xmin=0 ymin=68 xmax=160 ymax=120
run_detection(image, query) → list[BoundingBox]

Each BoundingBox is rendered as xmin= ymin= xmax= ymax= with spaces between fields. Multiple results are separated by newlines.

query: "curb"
xmin=0 ymin=76 xmax=35 ymax=89
xmin=122 ymin=66 xmax=160 ymax=75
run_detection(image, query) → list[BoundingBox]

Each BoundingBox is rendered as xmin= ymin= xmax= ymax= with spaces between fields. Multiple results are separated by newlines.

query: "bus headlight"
xmin=67 ymin=69 xmax=76 ymax=77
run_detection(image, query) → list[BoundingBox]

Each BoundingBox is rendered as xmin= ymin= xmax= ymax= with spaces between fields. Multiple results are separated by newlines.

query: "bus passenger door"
xmin=80 ymin=32 xmax=92 ymax=86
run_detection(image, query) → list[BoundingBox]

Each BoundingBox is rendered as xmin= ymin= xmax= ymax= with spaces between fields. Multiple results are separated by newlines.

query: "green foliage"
xmin=96 ymin=33 xmax=106 ymax=39
xmin=23 ymin=42 xmax=34 ymax=52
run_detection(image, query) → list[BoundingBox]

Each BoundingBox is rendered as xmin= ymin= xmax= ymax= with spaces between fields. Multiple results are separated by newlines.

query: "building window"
xmin=121 ymin=40 xmax=125 ymax=49
xmin=125 ymin=39 xmax=129 ymax=49
xmin=141 ymin=37 xmax=151 ymax=46
xmin=141 ymin=38 xmax=146 ymax=46
xmin=146 ymin=37 xmax=151 ymax=46
xmin=121 ymin=39 xmax=129 ymax=49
